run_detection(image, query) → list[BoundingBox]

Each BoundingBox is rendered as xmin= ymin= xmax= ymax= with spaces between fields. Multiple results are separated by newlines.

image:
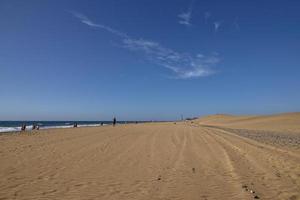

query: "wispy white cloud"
xmin=71 ymin=11 xmax=220 ymax=79
xmin=178 ymin=11 xmax=192 ymax=26
xmin=70 ymin=11 xmax=128 ymax=38
xmin=214 ymin=21 xmax=222 ymax=32
xmin=178 ymin=1 xmax=195 ymax=26
xmin=123 ymin=38 xmax=219 ymax=79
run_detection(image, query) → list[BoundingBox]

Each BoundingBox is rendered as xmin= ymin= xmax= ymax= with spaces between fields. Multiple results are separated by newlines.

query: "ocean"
xmin=0 ymin=121 xmax=131 ymax=133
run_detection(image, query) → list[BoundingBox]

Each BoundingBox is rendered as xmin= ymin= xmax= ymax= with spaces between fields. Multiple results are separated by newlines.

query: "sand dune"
xmin=195 ymin=112 xmax=300 ymax=150
xmin=196 ymin=112 xmax=300 ymax=133
xmin=0 ymin=120 xmax=300 ymax=199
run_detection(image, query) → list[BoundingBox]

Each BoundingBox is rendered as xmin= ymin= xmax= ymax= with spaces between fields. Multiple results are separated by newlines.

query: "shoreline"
xmin=0 ymin=120 xmax=169 ymax=134
xmin=0 ymin=123 xmax=109 ymax=134
xmin=0 ymin=124 xmax=109 ymax=135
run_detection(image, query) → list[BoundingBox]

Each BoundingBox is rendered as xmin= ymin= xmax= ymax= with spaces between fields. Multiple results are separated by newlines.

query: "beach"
xmin=1 ymin=114 xmax=300 ymax=200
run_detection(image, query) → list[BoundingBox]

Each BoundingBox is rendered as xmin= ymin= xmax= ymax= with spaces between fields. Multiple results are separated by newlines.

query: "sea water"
xmin=0 ymin=121 xmax=116 ymax=133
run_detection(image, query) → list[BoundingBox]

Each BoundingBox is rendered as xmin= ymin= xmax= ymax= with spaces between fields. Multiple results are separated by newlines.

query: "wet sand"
xmin=0 ymin=118 xmax=300 ymax=199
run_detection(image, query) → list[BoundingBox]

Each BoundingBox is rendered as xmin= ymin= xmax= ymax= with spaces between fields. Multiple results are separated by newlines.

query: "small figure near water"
xmin=74 ymin=122 xmax=78 ymax=128
xmin=113 ymin=117 xmax=116 ymax=127
xmin=101 ymin=122 xmax=104 ymax=126
xmin=21 ymin=124 xmax=26 ymax=131
xmin=32 ymin=123 xmax=39 ymax=130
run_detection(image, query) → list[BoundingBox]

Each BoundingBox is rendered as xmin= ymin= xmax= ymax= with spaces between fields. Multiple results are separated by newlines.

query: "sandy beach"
xmin=1 ymin=113 xmax=300 ymax=200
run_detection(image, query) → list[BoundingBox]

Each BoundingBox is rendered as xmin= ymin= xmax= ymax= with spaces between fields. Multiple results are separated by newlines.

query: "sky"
xmin=0 ymin=0 xmax=300 ymax=121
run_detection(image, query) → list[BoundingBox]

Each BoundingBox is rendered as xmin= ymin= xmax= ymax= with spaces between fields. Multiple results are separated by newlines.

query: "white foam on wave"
xmin=0 ymin=123 xmax=107 ymax=133
xmin=27 ymin=125 xmax=33 ymax=130
xmin=0 ymin=125 xmax=34 ymax=133
xmin=0 ymin=127 xmax=21 ymax=133
xmin=40 ymin=125 xmax=73 ymax=130
xmin=41 ymin=124 xmax=103 ymax=129
xmin=78 ymin=124 xmax=101 ymax=127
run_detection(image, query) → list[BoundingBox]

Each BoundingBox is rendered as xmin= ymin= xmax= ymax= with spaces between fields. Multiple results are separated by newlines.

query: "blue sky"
xmin=0 ymin=0 xmax=300 ymax=121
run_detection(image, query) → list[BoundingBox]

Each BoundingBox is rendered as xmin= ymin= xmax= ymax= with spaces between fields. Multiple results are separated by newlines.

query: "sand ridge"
xmin=196 ymin=112 xmax=300 ymax=133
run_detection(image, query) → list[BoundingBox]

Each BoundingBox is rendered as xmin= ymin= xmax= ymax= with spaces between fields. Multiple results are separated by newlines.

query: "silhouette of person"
xmin=113 ymin=117 xmax=116 ymax=127
xmin=21 ymin=124 xmax=26 ymax=131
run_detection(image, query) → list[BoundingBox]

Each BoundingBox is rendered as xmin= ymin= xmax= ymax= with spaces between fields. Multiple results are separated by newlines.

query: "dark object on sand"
xmin=254 ymin=195 xmax=260 ymax=199
xmin=113 ymin=117 xmax=116 ymax=126
xmin=101 ymin=122 xmax=104 ymax=126
xmin=192 ymin=168 xmax=195 ymax=173
xmin=157 ymin=175 xmax=161 ymax=181
xmin=21 ymin=124 xmax=26 ymax=131
xmin=242 ymin=185 xmax=248 ymax=189
xmin=32 ymin=124 xmax=36 ymax=130
xmin=74 ymin=123 xmax=78 ymax=128
xmin=185 ymin=117 xmax=198 ymax=121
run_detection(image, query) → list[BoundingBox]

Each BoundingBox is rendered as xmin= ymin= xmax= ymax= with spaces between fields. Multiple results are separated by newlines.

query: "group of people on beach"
xmin=20 ymin=117 xmax=118 ymax=132
xmin=21 ymin=124 xmax=39 ymax=131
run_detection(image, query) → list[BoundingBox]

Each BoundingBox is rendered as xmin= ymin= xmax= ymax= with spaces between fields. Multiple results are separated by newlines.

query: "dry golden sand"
xmin=196 ymin=112 xmax=300 ymax=133
xmin=1 ymin=117 xmax=300 ymax=199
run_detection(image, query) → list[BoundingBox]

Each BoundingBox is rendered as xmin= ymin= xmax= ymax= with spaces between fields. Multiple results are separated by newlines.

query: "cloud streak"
xmin=178 ymin=11 xmax=192 ymax=26
xmin=214 ymin=21 xmax=222 ymax=32
xmin=70 ymin=11 xmax=128 ymax=38
xmin=177 ymin=1 xmax=195 ymax=26
xmin=71 ymin=11 xmax=220 ymax=79
xmin=123 ymin=38 xmax=218 ymax=79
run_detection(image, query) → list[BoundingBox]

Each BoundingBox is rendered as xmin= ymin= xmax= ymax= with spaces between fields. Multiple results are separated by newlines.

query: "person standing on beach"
xmin=113 ymin=117 xmax=116 ymax=127
xmin=21 ymin=124 xmax=26 ymax=131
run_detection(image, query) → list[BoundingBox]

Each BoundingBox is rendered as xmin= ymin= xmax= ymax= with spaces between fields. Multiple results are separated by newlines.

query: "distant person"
xmin=113 ymin=117 xmax=116 ymax=126
xmin=101 ymin=122 xmax=104 ymax=126
xmin=74 ymin=122 xmax=78 ymax=128
xmin=36 ymin=125 xmax=39 ymax=130
xmin=21 ymin=124 xmax=26 ymax=131
xmin=32 ymin=124 xmax=36 ymax=130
